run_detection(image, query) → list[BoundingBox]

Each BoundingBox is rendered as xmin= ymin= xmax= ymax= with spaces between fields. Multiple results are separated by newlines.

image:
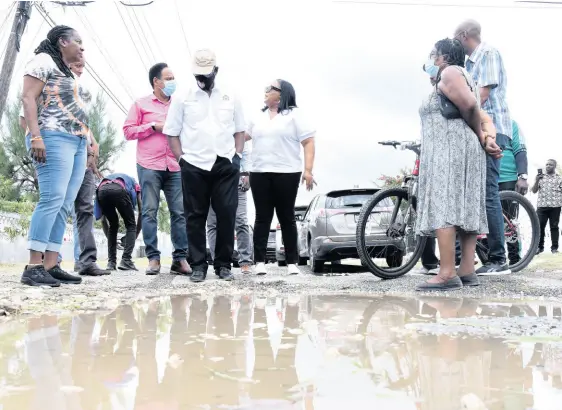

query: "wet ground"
xmin=0 ymin=254 xmax=561 ymax=317
xmin=1 ymin=293 xmax=562 ymax=409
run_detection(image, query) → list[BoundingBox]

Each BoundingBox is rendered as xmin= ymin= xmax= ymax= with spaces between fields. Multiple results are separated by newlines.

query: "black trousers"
xmin=180 ymin=156 xmax=239 ymax=271
xmin=250 ymin=172 xmax=301 ymax=264
xmin=538 ymin=206 xmax=561 ymax=250
xmin=97 ymin=183 xmax=136 ymax=263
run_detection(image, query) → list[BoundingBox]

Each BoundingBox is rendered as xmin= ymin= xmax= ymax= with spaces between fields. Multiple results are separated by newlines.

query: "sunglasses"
xmin=265 ymin=85 xmax=282 ymax=93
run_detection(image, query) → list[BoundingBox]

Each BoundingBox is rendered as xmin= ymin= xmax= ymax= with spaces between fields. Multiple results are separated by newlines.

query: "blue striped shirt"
xmin=466 ymin=43 xmax=512 ymax=138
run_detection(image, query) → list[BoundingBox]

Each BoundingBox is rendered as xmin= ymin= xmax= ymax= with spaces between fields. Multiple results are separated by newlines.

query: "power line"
xmin=332 ymin=0 xmax=562 ymax=8
xmin=124 ymin=6 xmax=153 ymax=64
xmin=0 ymin=3 xmax=17 ymax=62
xmin=72 ymin=7 xmax=136 ymax=100
xmin=13 ymin=17 xmax=45 ymax=77
xmin=129 ymin=6 xmax=156 ymax=62
xmin=113 ymin=1 xmax=149 ymax=71
xmin=34 ymin=3 xmax=128 ymax=114
xmin=174 ymin=0 xmax=191 ymax=57
xmin=139 ymin=6 xmax=165 ymax=61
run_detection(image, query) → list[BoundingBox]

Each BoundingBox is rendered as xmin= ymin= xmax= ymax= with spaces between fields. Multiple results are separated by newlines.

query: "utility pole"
xmin=0 ymin=1 xmax=33 ymax=122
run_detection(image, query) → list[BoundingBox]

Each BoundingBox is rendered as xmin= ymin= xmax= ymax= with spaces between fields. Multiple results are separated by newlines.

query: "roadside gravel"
xmin=0 ymin=254 xmax=560 ymax=317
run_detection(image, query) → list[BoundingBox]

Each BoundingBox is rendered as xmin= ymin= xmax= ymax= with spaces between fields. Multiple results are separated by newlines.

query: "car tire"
xmin=298 ymin=256 xmax=308 ymax=266
xmin=308 ymin=244 xmax=324 ymax=274
xmin=278 ymin=260 xmax=287 ymax=267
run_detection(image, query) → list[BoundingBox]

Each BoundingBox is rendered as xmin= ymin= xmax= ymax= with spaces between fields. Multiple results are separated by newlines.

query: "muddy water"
xmin=0 ymin=295 xmax=561 ymax=409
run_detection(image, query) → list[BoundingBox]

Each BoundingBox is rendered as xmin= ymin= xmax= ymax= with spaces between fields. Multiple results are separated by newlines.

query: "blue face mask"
xmin=424 ymin=59 xmax=439 ymax=79
xmin=162 ymin=80 xmax=177 ymax=97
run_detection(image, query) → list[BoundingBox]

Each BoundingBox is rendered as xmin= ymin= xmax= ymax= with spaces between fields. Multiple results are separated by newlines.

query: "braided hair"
xmin=34 ymin=25 xmax=76 ymax=78
xmin=434 ymin=38 xmax=465 ymax=68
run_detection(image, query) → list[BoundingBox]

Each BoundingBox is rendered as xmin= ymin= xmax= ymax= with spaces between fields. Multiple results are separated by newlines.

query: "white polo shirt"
xmin=163 ymin=83 xmax=245 ymax=171
xmin=248 ymin=108 xmax=315 ymax=173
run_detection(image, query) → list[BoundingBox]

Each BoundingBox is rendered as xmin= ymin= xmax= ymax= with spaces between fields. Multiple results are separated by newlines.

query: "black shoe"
xmin=107 ymin=261 xmax=117 ymax=271
xmin=73 ymin=263 xmax=82 ymax=272
xmin=552 ymin=249 xmax=559 ymax=254
xmin=537 ymin=248 xmax=544 ymax=255
xmin=216 ymin=267 xmax=234 ymax=281
xmin=476 ymin=262 xmax=511 ymax=276
xmin=145 ymin=263 xmax=161 ymax=276
xmin=170 ymin=260 xmax=192 ymax=276
xmin=21 ymin=265 xmax=60 ymax=287
xmin=48 ymin=265 xmax=82 ymax=284
xmin=79 ymin=264 xmax=111 ymax=277
xmin=190 ymin=269 xmax=206 ymax=283
xmin=119 ymin=259 xmax=138 ymax=271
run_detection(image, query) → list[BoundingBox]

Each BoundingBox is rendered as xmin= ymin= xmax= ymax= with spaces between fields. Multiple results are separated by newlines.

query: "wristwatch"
xmin=518 ymin=174 xmax=528 ymax=180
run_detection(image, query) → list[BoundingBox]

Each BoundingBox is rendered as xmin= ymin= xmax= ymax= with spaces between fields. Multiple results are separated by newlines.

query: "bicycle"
xmin=356 ymin=140 xmax=540 ymax=279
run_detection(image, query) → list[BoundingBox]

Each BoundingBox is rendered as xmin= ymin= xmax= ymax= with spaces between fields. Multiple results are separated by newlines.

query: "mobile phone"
xmin=538 ymin=168 xmax=543 ymax=175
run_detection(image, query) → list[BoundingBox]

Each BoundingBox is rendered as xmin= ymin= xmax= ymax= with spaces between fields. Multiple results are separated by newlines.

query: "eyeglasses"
xmin=265 ymin=85 xmax=282 ymax=93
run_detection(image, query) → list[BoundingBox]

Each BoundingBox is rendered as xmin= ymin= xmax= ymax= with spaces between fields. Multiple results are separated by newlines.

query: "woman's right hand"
xmin=30 ymin=136 xmax=46 ymax=163
xmin=484 ymin=137 xmax=502 ymax=159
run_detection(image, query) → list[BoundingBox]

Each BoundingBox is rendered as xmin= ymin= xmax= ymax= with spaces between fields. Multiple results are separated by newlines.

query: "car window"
xmin=303 ymin=196 xmax=319 ymax=220
xmin=326 ymin=193 xmax=374 ymax=209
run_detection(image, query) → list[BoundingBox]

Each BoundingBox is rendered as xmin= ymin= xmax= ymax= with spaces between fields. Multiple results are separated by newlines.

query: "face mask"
xmin=162 ymin=80 xmax=176 ymax=97
xmin=424 ymin=59 xmax=439 ymax=79
xmin=195 ymin=67 xmax=218 ymax=91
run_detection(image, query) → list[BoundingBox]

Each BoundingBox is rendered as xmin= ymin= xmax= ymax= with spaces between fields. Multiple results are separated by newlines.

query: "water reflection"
xmin=0 ymin=295 xmax=561 ymax=409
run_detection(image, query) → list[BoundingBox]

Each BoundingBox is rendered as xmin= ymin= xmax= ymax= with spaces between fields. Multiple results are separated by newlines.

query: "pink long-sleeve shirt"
xmin=123 ymin=94 xmax=180 ymax=172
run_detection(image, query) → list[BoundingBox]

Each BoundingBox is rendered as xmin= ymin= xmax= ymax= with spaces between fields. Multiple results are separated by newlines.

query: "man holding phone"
xmin=532 ymin=159 xmax=562 ymax=254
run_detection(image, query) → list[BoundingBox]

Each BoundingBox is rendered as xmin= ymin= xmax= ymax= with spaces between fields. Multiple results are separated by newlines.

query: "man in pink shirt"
xmin=123 ymin=63 xmax=191 ymax=276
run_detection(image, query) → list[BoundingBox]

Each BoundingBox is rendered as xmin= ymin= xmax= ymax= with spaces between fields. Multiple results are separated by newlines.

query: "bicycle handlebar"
xmin=378 ymin=140 xmax=421 ymax=152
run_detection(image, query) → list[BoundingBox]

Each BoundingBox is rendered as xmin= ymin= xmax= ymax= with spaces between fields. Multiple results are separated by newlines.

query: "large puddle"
xmin=0 ymin=294 xmax=562 ymax=409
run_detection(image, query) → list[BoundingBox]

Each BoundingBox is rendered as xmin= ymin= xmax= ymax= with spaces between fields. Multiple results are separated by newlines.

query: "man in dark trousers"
xmin=164 ymin=49 xmax=246 ymax=282
xmin=94 ymin=173 xmax=142 ymax=271
xmin=532 ymin=159 xmax=562 ymax=254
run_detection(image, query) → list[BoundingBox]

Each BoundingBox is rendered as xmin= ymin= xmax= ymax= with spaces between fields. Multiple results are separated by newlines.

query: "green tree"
xmin=158 ymin=196 xmax=171 ymax=234
xmin=0 ymin=96 xmax=37 ymax=197
xmin=377 ymin=167 xmax=412 ymax=188
xmin=88 ymin=93 xmax=125 ymax=174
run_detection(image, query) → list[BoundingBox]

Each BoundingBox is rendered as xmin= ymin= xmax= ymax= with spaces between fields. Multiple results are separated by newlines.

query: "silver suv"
xmin=297 ymin=188 xmax=395 ymax=273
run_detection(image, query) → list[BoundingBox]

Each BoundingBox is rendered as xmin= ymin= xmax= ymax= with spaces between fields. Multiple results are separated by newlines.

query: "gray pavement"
xmin=0 ymin=254 xmax=560 ymax=317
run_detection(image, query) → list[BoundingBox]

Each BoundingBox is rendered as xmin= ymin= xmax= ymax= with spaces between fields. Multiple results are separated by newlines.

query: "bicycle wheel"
xmin=475 ymin=190 xmax=540 ymax=272
xmin=356 ymin=187 xmax=427 ymax=279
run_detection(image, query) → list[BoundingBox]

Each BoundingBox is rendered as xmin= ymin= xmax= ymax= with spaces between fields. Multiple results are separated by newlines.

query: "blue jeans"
xmin=137 ymin=165 xmax=188 ymax=261
xmin=26 ymin=131 xmax=87 ymax=253
xmin=485 ymin=133 xmax=508 ymax=264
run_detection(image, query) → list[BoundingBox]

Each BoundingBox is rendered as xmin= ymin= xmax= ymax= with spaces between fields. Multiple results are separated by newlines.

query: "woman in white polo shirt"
xmin=246 ymin=80 xmax=316 ymax=276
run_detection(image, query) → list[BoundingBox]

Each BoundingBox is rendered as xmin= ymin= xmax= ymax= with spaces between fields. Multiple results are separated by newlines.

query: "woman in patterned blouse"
xmin=20 ymin=25 xmax=87 ymax=287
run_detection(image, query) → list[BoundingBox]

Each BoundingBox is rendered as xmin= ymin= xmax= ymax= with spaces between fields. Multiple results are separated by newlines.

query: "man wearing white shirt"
xmin=164 ymin=49 xmax=245 ymax=283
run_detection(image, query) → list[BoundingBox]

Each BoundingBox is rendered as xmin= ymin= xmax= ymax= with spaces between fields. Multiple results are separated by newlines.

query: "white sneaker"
xmin=415 ymin=266 xmax=439 ymax=275
xmin=255 ymin=262 xmax=267 ymax=276
xmin=287 ymin=264 xmax=300 ymax=275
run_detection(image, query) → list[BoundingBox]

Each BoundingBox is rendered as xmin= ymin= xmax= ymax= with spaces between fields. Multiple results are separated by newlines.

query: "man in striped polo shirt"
xmin=455 ymin=19 xmax=512 ymax=276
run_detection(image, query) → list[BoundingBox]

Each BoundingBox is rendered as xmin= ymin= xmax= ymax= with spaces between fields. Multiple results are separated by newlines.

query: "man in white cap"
xmin=164 ymin=49 xmax=246 ymax=283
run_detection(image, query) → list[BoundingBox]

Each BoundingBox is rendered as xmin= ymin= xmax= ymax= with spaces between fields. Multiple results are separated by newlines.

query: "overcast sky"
xmin=1 ymin=0 xmax=561 ymax=223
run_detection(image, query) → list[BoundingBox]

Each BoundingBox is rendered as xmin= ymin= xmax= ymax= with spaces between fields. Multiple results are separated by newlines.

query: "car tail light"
xmin=276 ymin=223 xmax=280 ymax=229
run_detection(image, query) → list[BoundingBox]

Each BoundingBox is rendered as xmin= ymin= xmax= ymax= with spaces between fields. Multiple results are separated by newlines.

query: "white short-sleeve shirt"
xmin=163 ymin=83 xmax=245 ymax=171
xmin=248 ymin=108 xmax=315 ymax=173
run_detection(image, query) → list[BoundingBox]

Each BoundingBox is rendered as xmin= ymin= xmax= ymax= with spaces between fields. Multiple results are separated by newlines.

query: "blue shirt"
xmin=499 ymin=121 xmax=526 ymax=183
xmin=94 ymin=173 xmax=140 ymax=220
xmin=466 ymin=42 xmax=512 ymax=138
